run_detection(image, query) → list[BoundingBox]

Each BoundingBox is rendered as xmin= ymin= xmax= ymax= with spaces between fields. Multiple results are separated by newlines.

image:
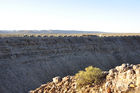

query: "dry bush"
xmin=75 ymin=66 xmax=103 ymax=89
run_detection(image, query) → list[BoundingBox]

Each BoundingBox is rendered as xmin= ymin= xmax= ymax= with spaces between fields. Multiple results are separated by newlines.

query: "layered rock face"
xmin=0 ymin=35 xmax=140 ymax=93
xmin=30 ymin=64 xmax=140 ymax=93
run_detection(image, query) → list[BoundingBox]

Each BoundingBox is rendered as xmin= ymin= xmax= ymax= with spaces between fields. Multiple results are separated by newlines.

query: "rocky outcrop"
xmin=30 ymin=64 xmax=140 ymax=93
xmin=30 ymin=76 xmax=77 ymax=93
xmin=0 ymin=35 xmax=140 ymax=93
xmin=104 ymin=64 xmax=140 ymax=93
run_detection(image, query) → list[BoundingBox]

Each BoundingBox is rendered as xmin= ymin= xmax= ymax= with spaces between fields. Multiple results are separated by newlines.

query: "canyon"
xmin=0 ymin=35 xmax=140 ymax=93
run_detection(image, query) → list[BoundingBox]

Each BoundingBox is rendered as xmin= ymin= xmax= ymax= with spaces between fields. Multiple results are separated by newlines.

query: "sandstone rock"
xmin=108 ymin=69 xmax=114 ymax=76
xmin=53 ymin=76 xmax=62 ymax=84
xmin=136 ymin=77 xmax=140 ymax=86
xmin=102 ymin=71 xmax=109 ymax=75
xmin=121 ymin=63 xmax=127 ymax=68
xmin=104 ymin=64 xmax=140 ymax=93
xmin=49 ymin=86 xmax=55 ymax=93
xmin=133 ymin=65 xmax=138 ymax=70
xmin=62 ymin=75 xmax=71 ymax=81
xmin=115 ymin=66 xmax=121 ymax=72
xmin=135 ymin=69 xmax=140 ymax=75
xmin=106 ymin=87 xmax=111 ymax=93
xmin=126 ymin=63 xmax=130 ymax=67
xmin=105 ymin=81 xmax=112 ymax=88
xmin=135 ymin=87 xmax=140 ymax=93
xmin=126 ymin=69 xmax=135 ymax=79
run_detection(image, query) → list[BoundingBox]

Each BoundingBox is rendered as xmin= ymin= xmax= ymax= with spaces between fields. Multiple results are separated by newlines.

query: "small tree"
xmin=75 ymin=66 xmax=103 ymax=88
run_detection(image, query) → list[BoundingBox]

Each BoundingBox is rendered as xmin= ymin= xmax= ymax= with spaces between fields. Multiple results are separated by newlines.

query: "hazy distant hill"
xmin=0 ymin=30 xmax=104 ymax=34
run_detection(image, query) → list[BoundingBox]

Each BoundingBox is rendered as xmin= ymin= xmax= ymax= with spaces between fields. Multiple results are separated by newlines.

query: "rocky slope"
xmin=0 ymin=35 xmax=140 ymax=93
xmin=30 ymin=64 xmax=140 ymax=93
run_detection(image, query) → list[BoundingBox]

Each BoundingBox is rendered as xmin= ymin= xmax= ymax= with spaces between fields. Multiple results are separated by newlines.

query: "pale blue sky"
xmin=0 ymin=0 xmax=140 ymax=33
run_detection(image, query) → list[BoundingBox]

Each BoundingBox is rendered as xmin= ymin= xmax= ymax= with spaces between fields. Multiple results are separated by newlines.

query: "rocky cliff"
xmin=30 ymin=64 xmax=140 ymax=93
xmin=0 ymin=35 xmax=140 ymax=93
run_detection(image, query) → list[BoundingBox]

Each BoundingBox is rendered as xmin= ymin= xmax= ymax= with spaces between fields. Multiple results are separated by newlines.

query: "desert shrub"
xmin=75 ymin=66 xmax=103 ymax=88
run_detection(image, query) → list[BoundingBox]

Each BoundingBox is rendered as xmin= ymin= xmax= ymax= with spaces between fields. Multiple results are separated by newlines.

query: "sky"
xmin=0 ymin=0 xmax=140 ymax=33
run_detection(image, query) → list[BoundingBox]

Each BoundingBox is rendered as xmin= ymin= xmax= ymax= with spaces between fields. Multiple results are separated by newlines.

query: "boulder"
xmin=53 ymin=76 xmax=62 ymax=83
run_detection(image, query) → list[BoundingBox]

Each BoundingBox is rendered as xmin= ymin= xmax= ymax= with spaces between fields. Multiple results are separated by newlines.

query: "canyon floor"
xmin=0 ymin=33 xmax=140 ymax=93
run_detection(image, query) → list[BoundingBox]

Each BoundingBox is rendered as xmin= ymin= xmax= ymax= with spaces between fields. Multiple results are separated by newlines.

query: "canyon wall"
xmin=0 ymin=35 xmax=140 ymax=93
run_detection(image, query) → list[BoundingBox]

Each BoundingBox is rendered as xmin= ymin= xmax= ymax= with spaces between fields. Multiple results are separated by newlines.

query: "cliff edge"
xmin=30 ymin=64 xmax=140 ymax=93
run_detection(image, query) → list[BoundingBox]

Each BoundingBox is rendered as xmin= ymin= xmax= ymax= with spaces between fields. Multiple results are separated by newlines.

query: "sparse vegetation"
xmin=75 ymin=66 xmax=103 ymax=89
xmin=0 ymin=33 xmax=140 ymax=37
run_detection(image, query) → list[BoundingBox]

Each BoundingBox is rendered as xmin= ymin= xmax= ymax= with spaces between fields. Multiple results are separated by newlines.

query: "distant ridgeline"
xmin=0 ymin=30 xmax=103 ymax=34
xmin=0 ymin=34 xmax=140 ymax=93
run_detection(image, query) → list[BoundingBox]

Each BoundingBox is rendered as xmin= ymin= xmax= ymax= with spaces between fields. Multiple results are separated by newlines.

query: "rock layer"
xmin=0 ymin=35 xmax=140 ymax=93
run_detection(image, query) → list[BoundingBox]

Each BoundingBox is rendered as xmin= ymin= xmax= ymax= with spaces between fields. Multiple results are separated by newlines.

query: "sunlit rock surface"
xmin=30 ymin=64 xmax=140 ymax=93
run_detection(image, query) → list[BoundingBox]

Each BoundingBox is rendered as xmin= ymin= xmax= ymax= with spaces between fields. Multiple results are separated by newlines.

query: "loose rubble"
xmin=30 ymin=64 xmax=140 ymax=93
xmin=103 ymin=63 xmax=140 ymax=93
